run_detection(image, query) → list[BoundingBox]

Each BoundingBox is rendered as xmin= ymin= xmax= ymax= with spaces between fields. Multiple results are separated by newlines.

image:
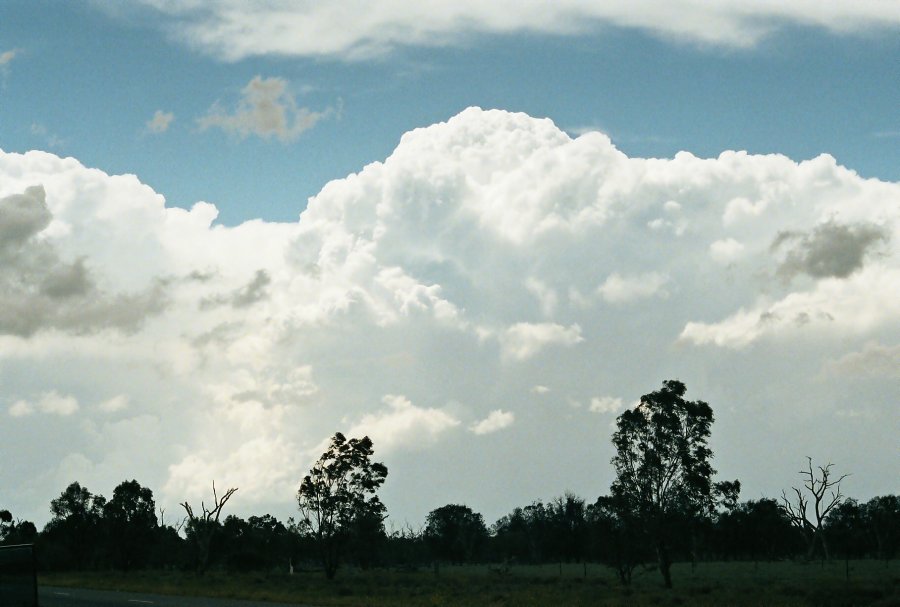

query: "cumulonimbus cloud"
xmin=1 ymin=107 xmax=898 ymax=524
xmin=0 ymin=185 xmax=168 ymax=337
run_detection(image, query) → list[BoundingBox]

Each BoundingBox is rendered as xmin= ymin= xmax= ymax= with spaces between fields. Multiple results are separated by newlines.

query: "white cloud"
xmin=680 ymin=267 xmax=900 ymax=349
xmin=97 ymin=394 xmax=130 ymax=413
xmin=0 ymin=49 xmax=18 ymax=67
xmin=525 ymin=278 xmax=559 ymax=317
xmin=589 ymin=396 xmax=623 ymax=414
xmin=145 ymin=110 xmax=175 ymax=134
xmin=198 ymin=76 xmax=332 ymax=142
xmin=29 ymin=123 xmax=65 ymax=149
xmin=531 ymin=385 xmax=550 ymax=395
xmin=500 ymin=323 xmax=584 ymax=361
xmin=2 ymin=106 xmax=899 ymax=527
xmin=9 ymin=391 xmax=79 ymax=417
xmin=709 ymin=238 xmax=745 ymax=264
xmin=347 ymin=395 xmax=461 ymax=452
xmin=131 ymin=1 xmax=900 ymax=61
xmin=597 ymin=272 xmax=669 ymax=303
xmin=9 ymin=400 xmax=33 ymax=417
xmin=38 ymin=391 xmax=80 ymax=415
xmin=470 ymin=409 xmax=515 ymax=435
xmin=823 ymin=341 xmax=900 ymax=379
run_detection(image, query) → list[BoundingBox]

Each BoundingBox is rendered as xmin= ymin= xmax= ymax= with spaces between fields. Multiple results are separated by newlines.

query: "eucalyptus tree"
xmin=46 ymin=482 xmax=107 ymax=569
xmin=103 ymin=479 xmax=158 ymax=570
xmin=424 ymin=504 xmax=488 ymax=564
xmin=610 ymin=380 xmax=739 ymax=588
xmin=297 ymin=432 xmax=388 ymax=579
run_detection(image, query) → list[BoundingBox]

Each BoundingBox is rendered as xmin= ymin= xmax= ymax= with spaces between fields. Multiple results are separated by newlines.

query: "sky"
xmin=0 ymin=1 xmax=898 ymax=529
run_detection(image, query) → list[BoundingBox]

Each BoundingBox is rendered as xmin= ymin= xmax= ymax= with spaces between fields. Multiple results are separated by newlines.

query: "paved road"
xmin=39 ymin=586 xmax=314 ymax=607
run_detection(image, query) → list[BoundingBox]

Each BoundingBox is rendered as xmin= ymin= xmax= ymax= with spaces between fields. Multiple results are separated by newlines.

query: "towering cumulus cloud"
xmin=1 ymin=108 xmax=898 ymax=523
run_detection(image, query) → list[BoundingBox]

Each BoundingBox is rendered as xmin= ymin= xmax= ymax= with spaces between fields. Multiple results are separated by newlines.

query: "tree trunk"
xmin=322 ymin=542 xmax=339 ymax=580
xmin=819 ymin=530 xmax=831 ymax=561
xmin=656 ymin=542 xmax=673 ymax=589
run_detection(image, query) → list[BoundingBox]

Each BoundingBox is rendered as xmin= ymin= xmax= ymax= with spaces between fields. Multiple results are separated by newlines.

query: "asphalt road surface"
xmin=39 ymin=586 xmax=314 ymax=607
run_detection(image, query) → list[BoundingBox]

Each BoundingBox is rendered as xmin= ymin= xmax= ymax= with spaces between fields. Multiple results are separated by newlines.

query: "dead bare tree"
xmin=780 ymin=457 xmax=848 ymax=560
xmin=180 ymin=481 xmax=238 ymax=573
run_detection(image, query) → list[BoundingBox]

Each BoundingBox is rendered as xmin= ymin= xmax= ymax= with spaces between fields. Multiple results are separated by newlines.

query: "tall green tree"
xmin=45 ymin=482 xmax=106 ymax=569
xmin=103 ymin=480 xmax=158 ymax=570
xmin=610 ymin=380 xmax=739 ymax=588
xmin=297 ymin=432 xmax=388 ymax=579
xmin=864 ymin=495 xmax=900 ymax=562
xmin=547 ymin=493 xmax=587 ymax=563
xmin=586 ymin=494 xmax=648 ymax=585
xmin=424 ymin=504 xmax=487 ymax=564
xmin=712 ymin=498 xmax=799 ymax=561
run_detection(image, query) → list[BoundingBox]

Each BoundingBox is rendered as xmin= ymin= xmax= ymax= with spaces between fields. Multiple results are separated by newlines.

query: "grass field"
xmin=40 ymin=559 xmax=900 ymax=606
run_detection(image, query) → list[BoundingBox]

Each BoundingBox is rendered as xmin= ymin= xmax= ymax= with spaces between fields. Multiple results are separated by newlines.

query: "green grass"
xmin=40 ymin=560 xmax=899 ymax=607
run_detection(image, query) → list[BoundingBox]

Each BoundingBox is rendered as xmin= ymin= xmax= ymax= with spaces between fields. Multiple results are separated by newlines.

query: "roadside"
xmin=40 ymin=585 xmax=315 ymax=607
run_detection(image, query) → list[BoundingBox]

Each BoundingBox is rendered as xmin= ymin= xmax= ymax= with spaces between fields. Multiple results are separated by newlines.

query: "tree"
xmin=297 ymin=432 xmax=388 ymax=579
xmin=180 ymin=481 xmax=238 ymax=573
xmin=103 ymin=480 xmax=158 ymax=570
xmin=0 ymin=509 xmax=12 ymax=539
xmin=864 ymin=495 xmax=900 ymax=562
xmin=424 ymin=504 xmax=488 ymax=564
xmin=1 ymin=519 xmax=37 ymax=546
xmin=45 ymin=482 xmax=106 ymax=569
xmin=825 ymin=499 xmax=868 ymax=560
xmin=712 ymin=498 xmax=799 ymax=561
xmin=610 ymin=379 xmax=739 ymax=588
xmin=221 ymin=514 xmax=292 ymax=572
xmin=586 ymin=495 xmax=647 ymax=585
xmin=780 ymin=457 xmax=848 ymax=560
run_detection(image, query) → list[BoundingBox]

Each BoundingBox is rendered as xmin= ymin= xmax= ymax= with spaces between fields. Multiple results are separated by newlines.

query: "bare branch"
xmin=781 ymin=457 xmax=849 ymax=560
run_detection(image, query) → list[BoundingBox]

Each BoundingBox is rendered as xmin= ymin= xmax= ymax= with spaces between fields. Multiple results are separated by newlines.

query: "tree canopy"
xmin=297 ymin=432 xmax=388 ymax=579
xmin=610 ymin=379 xmax=739 ymax=587
xmin=424 ymin=504 xmax=488 ymax=564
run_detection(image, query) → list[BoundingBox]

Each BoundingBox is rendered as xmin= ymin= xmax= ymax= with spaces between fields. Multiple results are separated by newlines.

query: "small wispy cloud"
xmin=822 ymin=341 xmax=900 ymax=379
xmin=470 ymin=409 xmax=515 ymax=435
xmin=97 ymin=394 xmax=130 ymax=413
xmin=588 ymin=396 xmax=622 ymax=414
xmin=30 ymin=123 xmax=65 ymax=149
xmin=198 ymin=76 xmax=335 ymax=143
xmin=872 ymin=130 xmax=900 ymax=139
xmin=499 ymin=322 xmax=583 ymax=361
xmin=0 ymin=49 xmax=19 ymax=67
xmin=597 ymin=272 xmax=669 ymax=304
xmin=8 ymin=391 xmax=79 ymax=417
xmin=145 ymin=110 xmax=175 ymax=134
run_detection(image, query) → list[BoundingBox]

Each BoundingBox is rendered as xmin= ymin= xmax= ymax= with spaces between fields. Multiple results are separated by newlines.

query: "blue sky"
xmin=2 ymin=1 xmax=897 ymax=225
xmin=0 ymin=2 xmax=898 ymax=526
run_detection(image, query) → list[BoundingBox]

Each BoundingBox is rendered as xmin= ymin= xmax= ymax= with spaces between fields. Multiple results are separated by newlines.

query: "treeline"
xmin=1 ymin=481 xmax=897 ymax=575
xmin=2 ymin=381 xmax=898 ymax=586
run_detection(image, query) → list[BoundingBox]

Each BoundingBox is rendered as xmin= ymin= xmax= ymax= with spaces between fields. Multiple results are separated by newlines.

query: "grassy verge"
xmin=39 ymin=559 xmax=899 ymax=606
